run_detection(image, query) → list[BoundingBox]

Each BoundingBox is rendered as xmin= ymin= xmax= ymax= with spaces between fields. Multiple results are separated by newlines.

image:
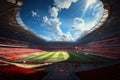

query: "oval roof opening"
xmin=17 ymin=0 xmax=105 ymax=42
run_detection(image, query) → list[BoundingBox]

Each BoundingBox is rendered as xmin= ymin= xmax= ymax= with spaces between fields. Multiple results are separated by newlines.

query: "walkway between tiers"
xmin=43 ymin=63 xmax=79 ymax=80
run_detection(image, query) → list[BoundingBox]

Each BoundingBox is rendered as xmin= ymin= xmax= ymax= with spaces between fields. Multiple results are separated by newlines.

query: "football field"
xmin=20 ymin=51 xmax=106 ymax=62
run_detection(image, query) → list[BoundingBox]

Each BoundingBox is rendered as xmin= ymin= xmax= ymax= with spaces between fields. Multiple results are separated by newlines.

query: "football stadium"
xmin=0 ymin=0 xmax=120 ymax=80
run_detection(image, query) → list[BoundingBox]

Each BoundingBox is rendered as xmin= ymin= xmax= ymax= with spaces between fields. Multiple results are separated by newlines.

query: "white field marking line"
xmin=36 ymin=52 xmax=55 ymax=59
xmin=49 ymin=52 xmax=60 ymax=59
xmin=47 ymin=52 xmax=63 ymax=61
xmin=62 ymin=52 xmax=69 ymax=60
xmin=55 ymin=52 xmax=65 ymax=61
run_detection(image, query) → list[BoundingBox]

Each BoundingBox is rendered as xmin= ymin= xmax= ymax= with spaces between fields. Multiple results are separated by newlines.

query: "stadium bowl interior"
xmin=0 ymin=0 xmax=120 ymax=80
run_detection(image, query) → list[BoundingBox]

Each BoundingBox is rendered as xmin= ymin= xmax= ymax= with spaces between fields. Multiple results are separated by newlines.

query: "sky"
xmin=18 ymin=0 xmax=104 ymax=42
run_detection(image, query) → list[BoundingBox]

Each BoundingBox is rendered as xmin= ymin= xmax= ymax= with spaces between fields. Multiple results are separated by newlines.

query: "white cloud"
xmin=81 ymin=0 xmax=98 ymax=17
xmin=16 ymin=12 xmax=29 ymax=30
xmin=38 ymin=34 xmax=52 ymax=41
xmin=32 ymin=11 xmax=37 ymax=17
xmin=42 ymin=16 xmax=51 ymax=27
xmin=95 ymin=13 xmax=101 ymax=19
xmin=42 ymin=16 xmax=63 ymax=36
xmin=54 ymin=0 xmax=78 ymax=9
xmin=49 ymin=7 xmax=59 ymax=18
xmin=41 ymin=0 xmax=79 ymax=41
xmin=73 ymin=30 xmax=88 ymax=39
xmin=86 ymin=0 xmax=97 ymax=7
xmin=95 ymin=2 xmax=103 ymax=8
xmin=60 ymin=32 xmax=73 ymax=41
xmin=91 ymin=1 xmax=103 ymax=12
xmin=85 ymin=20 xmax=98 ymax=30
xmin=71 ymin=17 xmax=100 ymax=40
xmin=42 ymin=16 xmax=75 ymax=41
xmin=72 ymin=18 xmax=86 ymax=31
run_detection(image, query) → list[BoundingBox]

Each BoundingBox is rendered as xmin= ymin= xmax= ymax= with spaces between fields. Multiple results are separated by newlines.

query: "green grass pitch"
xmin=20 ymin=51 xmax=107 ymax=62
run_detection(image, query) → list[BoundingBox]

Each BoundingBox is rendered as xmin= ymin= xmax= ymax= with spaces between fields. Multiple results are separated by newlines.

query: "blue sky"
xmin=17 ymin=0 xmax=104 ymax=41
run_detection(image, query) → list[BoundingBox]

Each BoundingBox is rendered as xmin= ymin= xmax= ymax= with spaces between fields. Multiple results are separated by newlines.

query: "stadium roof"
xmin=0 ymin=0 xmax=120 ymax=45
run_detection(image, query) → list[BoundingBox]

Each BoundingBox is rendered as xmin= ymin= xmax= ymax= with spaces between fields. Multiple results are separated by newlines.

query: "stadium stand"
xmin=0 ymin=65 xmax=47 ymax=80
xmin=79 ymin=34 xmax=120 ymax=58
xmin=0 ymin=0 xmax=120 ymax=80
xmin=75 ymin=63 xmax=120 ymax=80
